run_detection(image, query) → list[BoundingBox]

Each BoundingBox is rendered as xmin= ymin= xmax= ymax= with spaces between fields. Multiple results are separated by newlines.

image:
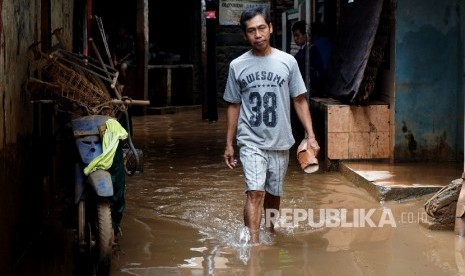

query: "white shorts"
xmin=239 ymin=145 xmax=289 ymax=196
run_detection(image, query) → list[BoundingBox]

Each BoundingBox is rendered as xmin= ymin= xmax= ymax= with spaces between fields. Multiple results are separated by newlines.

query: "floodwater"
xmin=109 ymin=107 xmax=464 ymax=276
xmin=12 ymin=106 xmax=465 ymax=276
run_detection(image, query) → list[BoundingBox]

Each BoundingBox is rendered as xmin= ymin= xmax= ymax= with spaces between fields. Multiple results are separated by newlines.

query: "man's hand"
xmin=224 ymin=145 xmax=237 ymax=169
xmin=307 ymin=136 xmax=320 ymax=157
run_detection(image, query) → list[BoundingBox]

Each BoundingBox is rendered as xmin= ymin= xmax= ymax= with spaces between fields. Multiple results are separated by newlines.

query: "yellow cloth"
xmin=84 ymin=118 xmax=128 ymax=176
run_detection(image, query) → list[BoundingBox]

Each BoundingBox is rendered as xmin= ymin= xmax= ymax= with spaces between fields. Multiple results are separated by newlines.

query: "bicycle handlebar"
xmin=111 ymin=99 xmax=150 ymax=106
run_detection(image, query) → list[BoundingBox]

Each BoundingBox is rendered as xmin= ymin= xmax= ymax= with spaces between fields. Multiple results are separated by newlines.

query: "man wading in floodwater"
xmin=223 ymin=6 xmax=320 ymax=245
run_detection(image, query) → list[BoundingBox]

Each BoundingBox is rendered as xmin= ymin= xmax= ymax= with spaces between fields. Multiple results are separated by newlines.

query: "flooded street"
xmin=109 ymin=107 xmax=464 ymax=276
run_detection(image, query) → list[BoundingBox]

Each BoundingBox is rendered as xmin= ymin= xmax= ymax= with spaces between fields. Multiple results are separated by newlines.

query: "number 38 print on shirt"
xmin=223 ymin=49 xmax=307 ymax=150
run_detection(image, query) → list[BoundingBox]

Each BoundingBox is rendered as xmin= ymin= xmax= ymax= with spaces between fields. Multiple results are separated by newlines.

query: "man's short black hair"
xmin=291 ymin=20 xmax=307 ymax=34
xmin=240 ymin=6 xmax=271 ymax=32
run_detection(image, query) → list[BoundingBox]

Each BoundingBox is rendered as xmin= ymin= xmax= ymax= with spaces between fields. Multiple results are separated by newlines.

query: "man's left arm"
xmin=293 ymin=94 xmax=320 ymax=155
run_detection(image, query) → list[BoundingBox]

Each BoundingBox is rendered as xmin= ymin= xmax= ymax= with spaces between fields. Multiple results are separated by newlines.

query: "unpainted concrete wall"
xmin=0 ymin=0 xmax=74 ymax=274
xmin=51 ymin=1 xmax=74 ymax=49
xmin=394 ymin=0 xmax=464 ymax=161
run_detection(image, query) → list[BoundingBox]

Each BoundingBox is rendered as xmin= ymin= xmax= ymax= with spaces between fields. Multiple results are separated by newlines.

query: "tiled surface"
xmin=327 ymin=132 xmax=349 ymax=159
xmin=340 ymin=161 xmax=464 ymax=201
xmin=342 ymin=161 xmax=463 ymax=187
xmin=370 ymin=131 xmax=390 ymax=158
xmin=326 ymin=104 xmax=390 ymax=160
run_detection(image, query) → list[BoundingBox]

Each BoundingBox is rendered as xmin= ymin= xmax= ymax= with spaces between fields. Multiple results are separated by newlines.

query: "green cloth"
xmin=84 ymin=118 xmax=128 ymax=176
xmin=109 ymin=144 xmax=126 ymax=230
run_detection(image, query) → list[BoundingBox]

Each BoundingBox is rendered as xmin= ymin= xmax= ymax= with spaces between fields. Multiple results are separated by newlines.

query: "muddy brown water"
xmin=110 ymin=107 xmax=463 ymax=276
xmin=13 ymin=107 xmax=465 ymax=275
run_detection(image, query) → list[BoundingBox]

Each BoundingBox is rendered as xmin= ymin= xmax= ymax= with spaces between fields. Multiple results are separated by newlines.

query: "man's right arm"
xmin=224 ymin=103 xmax=240 ymax=169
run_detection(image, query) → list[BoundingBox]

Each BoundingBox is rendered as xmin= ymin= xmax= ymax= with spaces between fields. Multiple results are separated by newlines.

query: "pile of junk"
xmin=24 ymin=18 xmax=148 ymax=276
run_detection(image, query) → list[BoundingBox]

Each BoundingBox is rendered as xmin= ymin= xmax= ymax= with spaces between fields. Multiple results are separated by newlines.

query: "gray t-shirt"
xmin=223 ymin=48 xmax=307 ymax=150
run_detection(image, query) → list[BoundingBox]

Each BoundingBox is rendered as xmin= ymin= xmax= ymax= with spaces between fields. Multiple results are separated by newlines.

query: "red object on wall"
xmin=205 ymin=11 xmax=216 ymax=19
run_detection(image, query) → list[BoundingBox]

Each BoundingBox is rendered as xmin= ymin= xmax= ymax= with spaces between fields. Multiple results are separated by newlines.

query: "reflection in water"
xmin=109 ymin=108 xmax=462 ymax=275
xmin=455 ymin=236 xmax=465 ymax=274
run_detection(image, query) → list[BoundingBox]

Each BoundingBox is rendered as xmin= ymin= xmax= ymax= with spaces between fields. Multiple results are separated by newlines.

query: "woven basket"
xmin=42 ymin=58 xmax=112 ymax=109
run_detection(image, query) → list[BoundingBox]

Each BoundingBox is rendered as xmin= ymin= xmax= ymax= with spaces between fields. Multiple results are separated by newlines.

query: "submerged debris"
xmin=424 ymin=178 xmax=463 ymax=225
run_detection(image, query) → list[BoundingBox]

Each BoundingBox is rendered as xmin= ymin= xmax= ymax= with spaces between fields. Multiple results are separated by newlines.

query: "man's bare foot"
xmin=249 ymin=229 xmax=259 ymax=244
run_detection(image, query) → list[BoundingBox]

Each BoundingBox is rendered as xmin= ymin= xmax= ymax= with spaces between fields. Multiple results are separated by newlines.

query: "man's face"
xmin=243 ymin=15 xmax=273 ymax=53
xmin=293 ymin=30 xmax=307 ymax=47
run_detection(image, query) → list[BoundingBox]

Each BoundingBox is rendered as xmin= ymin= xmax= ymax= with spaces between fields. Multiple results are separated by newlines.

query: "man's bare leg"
xmin=244 ymin=190 xmax=265 ymax=244
xmin=264 ymin=192 xmax=280 ymax=233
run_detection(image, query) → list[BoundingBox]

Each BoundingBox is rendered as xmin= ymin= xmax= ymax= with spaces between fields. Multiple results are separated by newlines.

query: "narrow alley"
xmin=17 ymin=107 xmax=465 ymax=275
